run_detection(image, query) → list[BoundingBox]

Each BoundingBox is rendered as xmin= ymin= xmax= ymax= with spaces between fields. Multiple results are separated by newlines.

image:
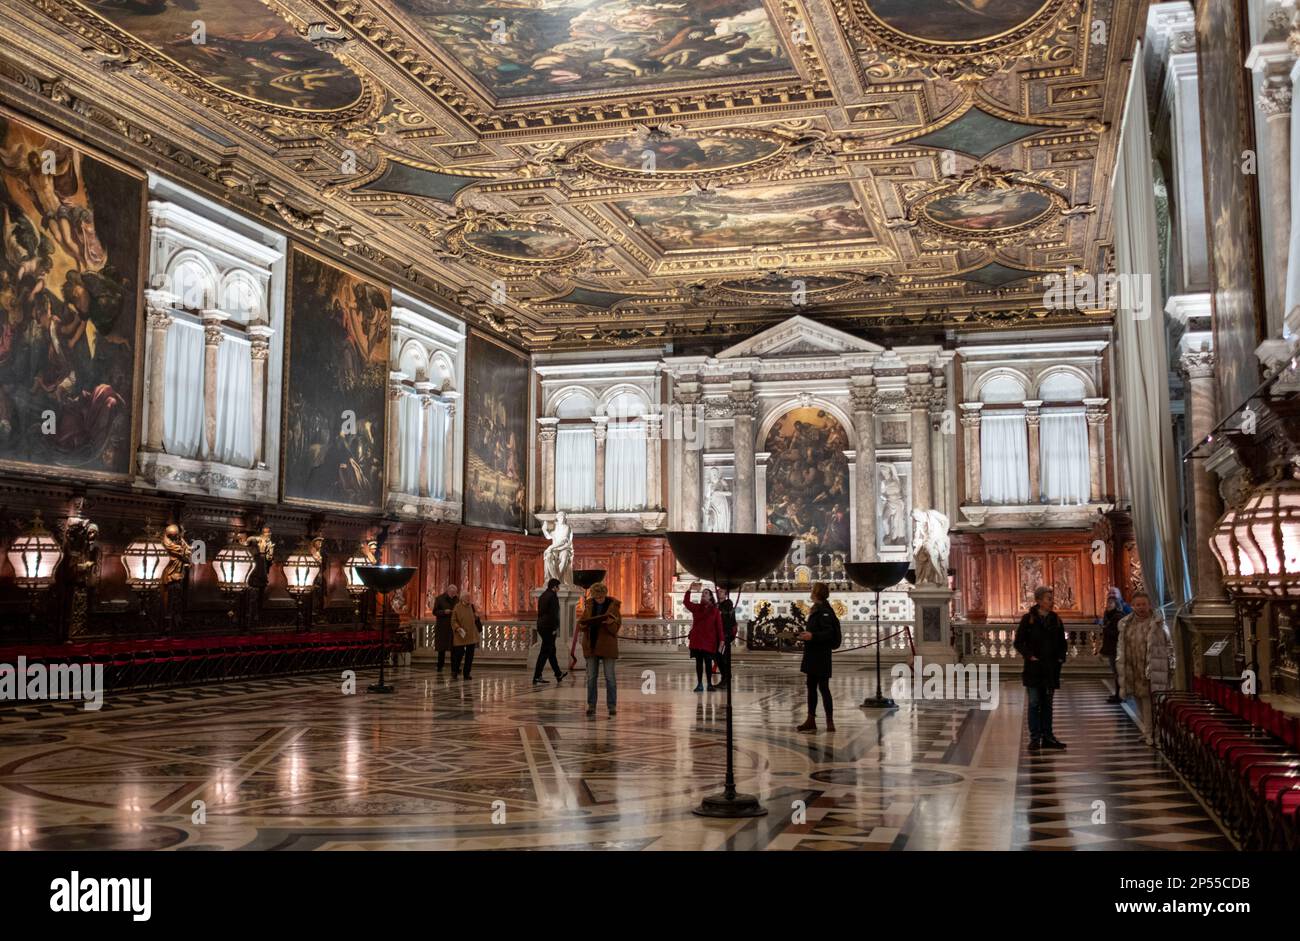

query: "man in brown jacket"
xmin=579 ymin=582 xmax=621 ymax=717
xmin=450 ymin=593 xmax=482 ymax=681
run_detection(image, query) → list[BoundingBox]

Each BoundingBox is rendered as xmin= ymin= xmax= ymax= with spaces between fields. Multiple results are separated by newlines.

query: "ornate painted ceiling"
xmin=0 ymin=0 xmax=1144 ymax=349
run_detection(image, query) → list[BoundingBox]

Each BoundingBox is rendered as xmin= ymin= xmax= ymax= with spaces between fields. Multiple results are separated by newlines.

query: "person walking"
xmin=1099 ymin=590 xmax=1126 ymax=704
xmin=1014 ymin=585 xmax=1068 ymax=751
xmin=716 ymin=588 xmax=738 ymax=690
xmin=430 ymin=583 xmax=458 ymax=672
xmin=533 ymin=578 xmax=567 ymax=685
xmin=1116 ymin=591 xmax=1174 ymax=746
xmin=684 ymin=582 xmax=724 ymax=692
xmin=796 ymin=582 xmax=840 ymax=733
xmin=450 ymin=592 xmax=481 ymax=681
xmin=579 ymin=582 xmax=621 ymax=717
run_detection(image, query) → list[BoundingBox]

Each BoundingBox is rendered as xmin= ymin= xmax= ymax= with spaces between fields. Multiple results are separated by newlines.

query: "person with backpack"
xmin=796 ymin=581 xmax=841 ymax=732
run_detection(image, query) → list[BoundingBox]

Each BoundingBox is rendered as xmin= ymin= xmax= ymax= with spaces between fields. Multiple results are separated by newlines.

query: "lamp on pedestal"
xmin=354 ymin=564 xmax=415 ymax=694
xmin=282 ymin=540 xmax=321 ymax=631
xmin=6 ymin=512 xmax=63 ymax=639
xmin=213 ymin=538 xmax=255 ymax=626
xmin=844 ymin=561 xmax=912 ymax=709
xmin=667 ymin=531 xmax=793 ymax=819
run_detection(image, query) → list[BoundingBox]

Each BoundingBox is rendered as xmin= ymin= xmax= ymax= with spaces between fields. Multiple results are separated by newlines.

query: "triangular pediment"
xmin=716 ymin=316 xmax=883 ymax=360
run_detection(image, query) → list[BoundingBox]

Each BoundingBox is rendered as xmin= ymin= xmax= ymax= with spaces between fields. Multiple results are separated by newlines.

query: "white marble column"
xmin=1180 ymin=348 xmax=1226 ymax=602
xmin=417 ymin=385 xmax=435 ymax=498
xmin=386 ymin=375 xmax=404 ymax=495
xmin=730 ymin=389 xmax=756 ymax=532
xmin=537 ymin=417 xmax=558 ymax=514
xmin=1083 ymin=397 xmax=1109 ymax=503
xmin=1260 ymin=76 xmax=1293 ymax=333
xmin=908 ymin=385 xmax=932 ymax=511
xmin=645 ymin=413 xmax=663 ymax=510
xmin=593 ymin=416 xmax=608 ymax=512
xmin=443 ymin=391 xmax=460 ymax=502
xmin=143 ymin=302 xmax=173 ymax=452
xmin=677 ymin=389 xmax=703 ymax=531
xmin=1024 ymin=399 xmax=1043 ymax=504
xmin=851 ymin=385 xmax=877 ymax=561
xmin=201 ymin=311 xmax=226 ymax=457
xmin=959 ymin=402 xmax=982 ymax=505
xmin=247 ymin=323 xmax=273 ymax=467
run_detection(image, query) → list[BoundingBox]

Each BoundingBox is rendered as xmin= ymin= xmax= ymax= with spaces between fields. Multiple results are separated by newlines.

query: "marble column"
xmin=959 ymin=402 xmax=983 ymax=505
xmin=417 ymin=386 xmax=435 ymax=498
xmin=677 ymin=390 xmax=703 ymax=531
xmin=386 ymin=376 xmax=404 ymax=496
xmin=537 ymin=417 xmax=558 ymax=513
xmin=645 ymin=413 xmax=663 ymax=510
xmin=442 ymin=394 xmax=459 ymax=501
xmin=1180 ymin=348 xmax=1226 ymax=602
xmin=1024 ymin=400 xmax=1042 ymax=504
xmin=730 ymin=390 xmax=757 ymax=533
xmin=201 ymin=312 xmax=226 ymax=457
xmin=1259 ymin=76 xmax=1293 ymax=331
xmin=851 ymin=385 xmax=877 ymax=561
xmin=593 ymin=416 xmax=608 ymax=512
xmin=908 ymin=385 xmax=932 ymax=511
xmin=1083 ymin=397 xmax=1109 ymax=503
xmin=144 ymin=303 xmax=173 ymax=452
xmin=247 ymin=323 xmax=273 ymax=467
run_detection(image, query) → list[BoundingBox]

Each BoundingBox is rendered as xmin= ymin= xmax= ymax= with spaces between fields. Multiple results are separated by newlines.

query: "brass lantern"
xmin=344 ymin=550 xmax=370 ymax=597
xmin=1213 ymin=475 xmax=1300 ymax=600
xmin=213 ymin=539 xmax=256 ymax=593
xmin=122 ymin=526 xmax=168 ymax=591
xmin=282 ymin=540 xmax=321 ymax=597
xmin=6 ymin=511 xmax=63 ymax=590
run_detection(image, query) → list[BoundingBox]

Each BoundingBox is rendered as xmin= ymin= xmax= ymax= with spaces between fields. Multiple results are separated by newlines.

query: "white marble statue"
xmin=704 ymin=467 xmax=732 ymax=533
xmin=541 ymin=510 xmax=574 ymax=585
xmin=911 ymin=508 xmax=951 ymax=587
xmin=880 ymin=464 xmax=908 ymax=545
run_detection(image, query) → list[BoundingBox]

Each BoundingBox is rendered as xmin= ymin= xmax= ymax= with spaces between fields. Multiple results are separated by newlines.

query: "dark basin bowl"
xmin=844 ymin=561 xmax=912 ymax=592
xmin=354 ymin=564 xmax=416 ymax=593
xmin=666 ymin=532 xmax=794 ymax=590
xmin=572 ymin=569 xmax=606 ymax=589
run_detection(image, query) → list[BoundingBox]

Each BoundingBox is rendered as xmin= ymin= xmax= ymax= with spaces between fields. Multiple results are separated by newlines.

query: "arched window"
xmin=555 ymin=391 xmax=596 ymax=511
xmin=979 ymin=375 xmax=1030 ymax=504
xmin=1039 ymin=372 xmax=1090 ymax=505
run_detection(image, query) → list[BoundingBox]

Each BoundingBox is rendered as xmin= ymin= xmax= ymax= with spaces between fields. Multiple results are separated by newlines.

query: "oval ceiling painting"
xmin=585 ymin=133 xmax=783 ymax=176
xmin=84 ymin=0 xmax=365 ymax=112
xmin=922 ymin=186 xmax=1054 ymax=233
xmin=464 ymin=225 xmax=582 ymax=262
xmin=861 ymin=0 xmax=1054 ymax=44
xmin=721 ymin=275 xmax=852 ymax=297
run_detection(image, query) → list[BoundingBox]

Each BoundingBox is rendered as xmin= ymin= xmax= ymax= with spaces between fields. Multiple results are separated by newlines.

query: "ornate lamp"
xmin=6 ymin=511 xmax=63 ymax=590
xmin=283 ymin=540 xmax=321 ymax=630
xmin=344 ymin=543 xmax=377 ymax=627
xmin=667 ymin=531 xmax=794 ymax=819
xmin=122 ymin=527 xmax=168 ymax=591
xmin=213 ymin=537 xmax=255 ymax=624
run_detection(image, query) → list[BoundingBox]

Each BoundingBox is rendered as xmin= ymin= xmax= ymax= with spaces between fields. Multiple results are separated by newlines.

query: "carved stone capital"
xmin=729 ymin=391 xmax=757 ymax=419
xmin=1259 ymin=80 xmax=1293 ymax=118
xmin=958 ymin=402 xmax=983 ymax=427
xmin=1179 ymin=347 xmax=1215 ymax=379
xmin=850 ymin=386 xmax=876 ymax=414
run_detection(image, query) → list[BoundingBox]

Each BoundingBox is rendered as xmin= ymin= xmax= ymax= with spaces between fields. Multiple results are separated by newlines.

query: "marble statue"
xmin=911 ymin=508 xmax=951 ymax=587
xmin=542 ymin=510 xmax=574 ymax=585
xmin=704 ymin=467 xmax=731 ymax=533
xmin=881 ymin=464 xmax=908 ymax=545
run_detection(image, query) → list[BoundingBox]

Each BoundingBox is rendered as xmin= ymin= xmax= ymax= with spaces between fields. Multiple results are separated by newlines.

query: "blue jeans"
xmin=1027 ymin=685 xmax=1055 ymax=742
xmin=586 ymin=656 xmax=616 ymax=709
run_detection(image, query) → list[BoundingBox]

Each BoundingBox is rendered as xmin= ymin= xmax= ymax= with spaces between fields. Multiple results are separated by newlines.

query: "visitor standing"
xmin=430 ymin=583 xmax=458 ymax=672
xmin=1116 ymin=591 xmax=1174 ymax=746
xmin=796 ymin=582 xmax=840 ymax=733
xmin=684 ymin=582 xmax=724 ymax=692
xmin=533 ymin=577 xmax=567 ymax=684
xmin=579 ymin=582 xmax=621 ymax=717
xmin=1014 ymin=585 xmax=1068 ymax=751
xmin=716 ymin=588 xmax=738 ymax=690
xmin=1099 ymin=590 xmax=1126 ymax=704
xmin=450 ymin=592 xmax=481 ymax=681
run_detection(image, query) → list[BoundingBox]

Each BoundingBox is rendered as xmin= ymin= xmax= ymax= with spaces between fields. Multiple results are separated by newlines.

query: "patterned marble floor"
xmin=0 ymin=663 xmax=1232 ymax=851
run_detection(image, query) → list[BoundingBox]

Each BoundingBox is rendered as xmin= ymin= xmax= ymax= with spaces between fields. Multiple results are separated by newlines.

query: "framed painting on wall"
xmin=0 ymin=108 xmax=145 ymax=481
xmin=282 ymin=246 xmax=390 ymax=511
xmin=463 ymin=330 xmax=528 ymax=531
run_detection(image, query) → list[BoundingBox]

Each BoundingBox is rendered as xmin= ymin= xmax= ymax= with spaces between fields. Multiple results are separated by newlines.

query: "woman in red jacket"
xmin=684 ymin=581 xmax=724 ymax=692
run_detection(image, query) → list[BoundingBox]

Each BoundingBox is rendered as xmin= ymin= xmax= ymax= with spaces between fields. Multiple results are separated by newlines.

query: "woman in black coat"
xmin=797 ymin=582 xmax=840 ymax=733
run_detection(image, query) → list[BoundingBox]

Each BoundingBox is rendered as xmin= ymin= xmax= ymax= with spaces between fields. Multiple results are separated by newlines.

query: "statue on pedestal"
xmin=542 ymin=510 xmax=574 ymax=585
xmin=704 ymin=467 xmax=731 ymax=533
xmin=911 ymin=509 xmax=951 ymax=587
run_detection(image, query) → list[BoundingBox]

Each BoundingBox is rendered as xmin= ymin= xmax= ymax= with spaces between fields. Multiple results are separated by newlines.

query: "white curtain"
xmin=208 ymin=335 xmax=253 ymax=467
xmin=398 ymin=392 xmax=421 ymax=495
xmin=1040 ymin=409 xmax=1090 ymax=505
xmin=162 ymin=318 xmax=203 ymax=458
xmin=605 ymin=420 xmax=647 ymax=511
xmin=556 ymin=425 xmax=596 ymax=510
xmin=980 ymin=411 xmax=1030 ymax=504
xmin=426 ymin=399 xmax=448 ymax=499
xmin=1112 ymin=41 xmax=1189 ymax=607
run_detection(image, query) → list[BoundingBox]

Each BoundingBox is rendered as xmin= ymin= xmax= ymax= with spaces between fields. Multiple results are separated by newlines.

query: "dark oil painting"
xmin=925 ymin=186 xmax=1053 ymax=231
xmin=863 ymin=0 xmax=1052 ymax=43
xmin=764 ymin=408 xmax=851 ymax=560
xmin=391 ymin=0 xmax=790 ymax=99
xmin=284 ymin=250 xmax=389 ymax=511
xmin=85 ymin=0 xmax=364 ymax=111
xmin=0 ymin=113 xmax=142 ymax=478
xmin=465 ymin=332 xmax=528 ymax=531
xmin=585 ymin=133 xmax=781 ymax=174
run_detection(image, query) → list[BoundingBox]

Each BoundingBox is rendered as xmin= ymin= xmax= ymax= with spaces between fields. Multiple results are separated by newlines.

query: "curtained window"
xmin=980 ymin=411 xmax=1030 ymax=504
xmin=426 ymin=398 xmax=448 ymax=499
xmin=556 ymin=425 xmax=596 ymax=510
xmin=397 ymin=392 xmax=422 ymax=495
xmin=1040 ymin=408 xmax=1090 ymax=505
xmin=162 ymin=318 xmax=204 ymax=458
xmin=605 ymin=420 xmax=647 ymax=511
xmin=208 ymin=335 xmax=253 ymax=466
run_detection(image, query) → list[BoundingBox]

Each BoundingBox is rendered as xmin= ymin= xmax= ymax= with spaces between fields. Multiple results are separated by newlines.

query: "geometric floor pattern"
xmin=0 ymin=664 xmax=1232 ymax=851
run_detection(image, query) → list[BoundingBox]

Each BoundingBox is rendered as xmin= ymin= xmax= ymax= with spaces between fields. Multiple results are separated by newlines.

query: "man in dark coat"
xmin=431 ymin=583 xmax=458 ymax=672
xmin=716 ymin=588 xmax=738 ymax=690
xmin=533 ymin=578 xmax=567 ymax=684
xmin=1014 ymin=585 xmax=1069 ymax=751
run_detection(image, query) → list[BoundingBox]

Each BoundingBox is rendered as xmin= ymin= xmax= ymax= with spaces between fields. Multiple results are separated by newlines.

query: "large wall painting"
xmin=0 ymin=111 xmax=143 ymax=479
xmin=283 ymin=248 xmax=389 ymax=511
xmin=1196 ymin=0 xmax=1265 ymax=417
xmin=464 ymin=331 xmax=528 ymax=531
xmin=391 ymin=0 xmax=791 ymax=99
xmin=764 ymin=408 xmax=851 ymax=560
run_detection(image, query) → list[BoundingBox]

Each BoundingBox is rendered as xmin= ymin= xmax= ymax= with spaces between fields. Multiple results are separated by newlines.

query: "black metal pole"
xmin=862 ymin=588 xmax=895 ymax=709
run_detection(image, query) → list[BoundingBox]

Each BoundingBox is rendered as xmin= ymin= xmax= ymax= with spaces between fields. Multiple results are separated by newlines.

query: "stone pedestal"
xmin=532 ymin=584 xmax=586 ymax=675
xmin=909 ymin=585 xmax=956 ymax=664
xmin=1178 ymin=602 xmax=1239 ymax=687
